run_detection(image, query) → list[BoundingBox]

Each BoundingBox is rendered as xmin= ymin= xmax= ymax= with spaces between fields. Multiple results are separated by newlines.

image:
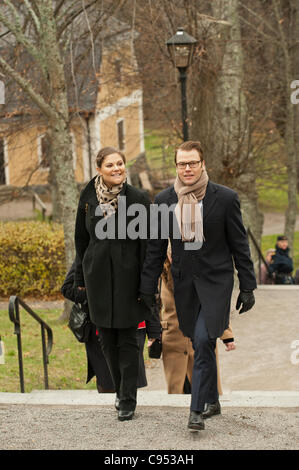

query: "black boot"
xmin=202 ymin=400 xmax=221 ymax=419
xmin=188 ymin=411 xmax=205 ymax=431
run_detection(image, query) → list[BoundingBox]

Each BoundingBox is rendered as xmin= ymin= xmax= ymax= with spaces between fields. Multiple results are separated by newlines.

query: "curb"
xmin=1 ymin=390 xmax=299 ymax=408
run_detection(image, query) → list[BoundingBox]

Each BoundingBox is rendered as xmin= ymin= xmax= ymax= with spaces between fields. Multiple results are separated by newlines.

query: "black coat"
xmin=140 ymin=181 xmax=257 ymax=339
xmin=269 ymin=245 xmax=293 ymax=275
xmin=61 ymin=261 xmax=160 ymax=388
xmin=74 ymin=178 xmax=152 ymax=329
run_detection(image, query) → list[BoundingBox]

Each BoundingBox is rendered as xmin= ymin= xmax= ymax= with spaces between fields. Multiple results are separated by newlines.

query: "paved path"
xmin=1 ymin=286 xmax=299 ymax=450
xmin=0 ymin=401 xmax=298 ymax=450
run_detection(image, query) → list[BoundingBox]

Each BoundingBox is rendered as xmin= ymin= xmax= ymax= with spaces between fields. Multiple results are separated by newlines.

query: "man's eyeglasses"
xmin=176 ymin=160 xmax=202 ymax=169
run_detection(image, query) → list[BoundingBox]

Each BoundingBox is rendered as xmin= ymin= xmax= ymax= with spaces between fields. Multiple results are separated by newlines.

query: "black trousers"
xmin=97 ymin=326 xmax=139 ymax=411
xmin=190 ymin=309 xmax=218 ymax=412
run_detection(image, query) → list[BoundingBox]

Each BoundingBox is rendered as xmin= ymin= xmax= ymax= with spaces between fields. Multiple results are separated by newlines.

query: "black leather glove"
xmin=236 ymin=290 xmax=255 ymax=314
xmin=75 ymin=287 xmax=87 ymax=304
xmin=139 ymin=293 xmax=156 ymax=310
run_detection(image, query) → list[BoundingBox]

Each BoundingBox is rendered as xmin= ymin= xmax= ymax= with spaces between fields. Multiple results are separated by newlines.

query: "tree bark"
xmin=192 ymin=0 xmax=264 ymax=270
xmin=272 ymin=0 xmax=298 ymax=254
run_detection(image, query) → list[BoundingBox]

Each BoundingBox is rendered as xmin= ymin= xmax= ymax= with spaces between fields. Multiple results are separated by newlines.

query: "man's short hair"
xmin=174 ymin=140 xmax=203 ymax=163
xmin=277 ymin=235 xmax=288 ymax=241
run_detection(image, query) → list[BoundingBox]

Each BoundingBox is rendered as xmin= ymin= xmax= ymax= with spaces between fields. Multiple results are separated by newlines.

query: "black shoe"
xmin=118 ymin=410 xmax=134 ymax=421
xmin=188 ymin=411 xmax=205 ymax=431
xmin=202 ymin=400 xmax=221 ymax=419
xmin=115 ymin=397 xmax=120 ymax=411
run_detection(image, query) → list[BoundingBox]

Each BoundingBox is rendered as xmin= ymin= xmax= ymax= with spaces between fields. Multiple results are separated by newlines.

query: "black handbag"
xmin=68 ymin=303 xmax=91 ymax=343
xmin=148 ymin=338 xmax=162 ymax=359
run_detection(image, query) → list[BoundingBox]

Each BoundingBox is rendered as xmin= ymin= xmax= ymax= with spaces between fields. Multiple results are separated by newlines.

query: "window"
xmin=0 ymin=138 xmax=6 ymax=184
xmin=117 ymin=119 xmax=125 ymax=151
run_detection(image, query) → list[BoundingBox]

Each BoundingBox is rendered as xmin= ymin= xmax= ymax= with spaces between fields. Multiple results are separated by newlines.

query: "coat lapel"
xmin=83 ymin=177 xmax=99 ymax=206
xmin=167 ymin=186 xmax=178 ymax=206
xmin=203 ymin=181 xmax=218 ymax=221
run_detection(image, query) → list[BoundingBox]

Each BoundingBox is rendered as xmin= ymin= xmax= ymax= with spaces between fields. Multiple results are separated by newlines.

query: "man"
xmin=140 ymin=140 xmax=256 ymax=431
xmin=268 ymin=235 xmax=294 ymax=284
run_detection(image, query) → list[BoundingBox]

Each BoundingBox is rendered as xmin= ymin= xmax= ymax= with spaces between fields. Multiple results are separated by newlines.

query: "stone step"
xmin=1 ymin=390 xmax=299 ymax=408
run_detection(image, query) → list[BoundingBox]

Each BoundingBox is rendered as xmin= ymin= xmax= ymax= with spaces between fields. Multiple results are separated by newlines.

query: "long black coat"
xmin=61 ymin=261 xmax=160 ymax=389
xmin=74 ymin=178 xmax=151 ymax=329
xmin=140 ymin=181 xmax=257 ymax=339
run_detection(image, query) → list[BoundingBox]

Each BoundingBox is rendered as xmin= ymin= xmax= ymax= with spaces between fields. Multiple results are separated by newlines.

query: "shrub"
xmin=0 ymin=221 xmax=66 ymax=298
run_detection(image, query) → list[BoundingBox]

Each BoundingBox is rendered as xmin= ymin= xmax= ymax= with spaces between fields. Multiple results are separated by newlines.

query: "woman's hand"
xmin=147 ymin=338 xmax=156 ymax=348
xmin=75 ymin=286 xmax=87 ymax=303
xmin=224 ymin=341 xmax=236 ymax=351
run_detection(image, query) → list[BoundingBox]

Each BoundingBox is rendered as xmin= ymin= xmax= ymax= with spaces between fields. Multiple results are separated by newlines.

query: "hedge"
xmin=0 ymin=221 xmax=66 ymax=298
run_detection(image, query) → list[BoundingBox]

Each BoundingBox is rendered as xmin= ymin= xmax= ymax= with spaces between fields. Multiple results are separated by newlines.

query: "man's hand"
xmin=236 ymin=290 xmax=255 ymax=314
xmin=224 ymin=341 xmax=236 ymax=351
xmin=139 ymin=293 xmax=156 ymax=310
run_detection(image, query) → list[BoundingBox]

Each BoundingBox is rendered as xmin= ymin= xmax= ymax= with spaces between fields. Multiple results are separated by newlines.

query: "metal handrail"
xmin=247 ymin=227 xmax=271 ymax=284
xmin=32 ymin=191 xmax=47 ymax=221
xmin=8 ymin=295 xmax=53 ymax=393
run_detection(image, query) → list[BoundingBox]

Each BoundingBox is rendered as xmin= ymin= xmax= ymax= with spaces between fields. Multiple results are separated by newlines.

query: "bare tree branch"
xmin=0 ymin=1 xmax=47 ymax=76
xmin=239 ymin=2 xmax=279 ymax=36
xmin=23 ymin=0 xmax=41 ymax=32
xmin=0 ymin=55 xmax=57 ymax=120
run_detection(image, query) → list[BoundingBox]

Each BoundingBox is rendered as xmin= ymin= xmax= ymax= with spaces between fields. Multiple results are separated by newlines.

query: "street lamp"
xmin=166 ymin=27 xmax=198 ymax=141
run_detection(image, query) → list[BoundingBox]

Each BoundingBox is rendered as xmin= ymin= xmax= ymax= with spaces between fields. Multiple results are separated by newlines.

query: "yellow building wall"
xmin=5 ymin=126 xmax=48 ymax=186
xmin=2 ymin=42 xmax=144 ymax=186
xmin=97 ymin=41 xmax=141 ymax=110
xmin=99 ymin=102 xmax=142 ymax=162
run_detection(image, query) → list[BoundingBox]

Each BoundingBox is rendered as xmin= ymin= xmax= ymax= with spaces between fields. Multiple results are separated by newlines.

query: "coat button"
xmin=184 ymin=351 xmax=188 ymax=355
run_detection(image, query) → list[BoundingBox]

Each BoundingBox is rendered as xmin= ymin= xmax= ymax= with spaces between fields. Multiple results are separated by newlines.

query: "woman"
xmin=74 ymin=146 xmax=157 ymax=421
xmin=61 ymin=258 xmax=160 ymax=394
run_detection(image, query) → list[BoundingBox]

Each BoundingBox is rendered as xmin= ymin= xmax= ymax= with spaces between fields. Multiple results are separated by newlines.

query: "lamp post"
xmin=166 ymin=28 xmax=198 ymax=141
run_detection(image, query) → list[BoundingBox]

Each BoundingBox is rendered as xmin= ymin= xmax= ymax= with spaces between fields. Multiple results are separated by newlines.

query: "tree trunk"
xmin=39 ymin=1 xmax=78 ymax=269
xmin=192 ymin=0 xmax=264 ymax=269
xmin=272 ymin=0 xmax=298 ymax=254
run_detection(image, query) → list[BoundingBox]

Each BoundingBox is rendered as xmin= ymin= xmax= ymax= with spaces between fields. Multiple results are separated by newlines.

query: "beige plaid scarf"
xmin=174 ymin=170 xmax=209 ymax=242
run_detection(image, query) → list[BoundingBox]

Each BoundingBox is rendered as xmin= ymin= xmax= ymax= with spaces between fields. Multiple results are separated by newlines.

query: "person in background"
xmin=74 ymin=146 xmax=158 ymax=421
xmin=268 ymin=236 xmax=295 ymax=285
xmin=260 ymin=248 xmax=276 ymax=285
xmin=61 ymin=257 xmax=160 ymax=395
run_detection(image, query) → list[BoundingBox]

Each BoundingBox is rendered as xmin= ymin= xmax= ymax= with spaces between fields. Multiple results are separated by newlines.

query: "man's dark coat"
xmin=74 ymin=177 xmax=151 ymax=329
xmin=140 ymin=181 xmax=257 ymax=339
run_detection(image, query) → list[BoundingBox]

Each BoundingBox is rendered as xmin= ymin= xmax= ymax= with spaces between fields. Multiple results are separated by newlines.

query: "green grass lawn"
xmin=0 ymin=308 xmax=150 ymax=393
xmin=144 ymin=129 xmax=177 ymax=179
xmin=0 ymin=308 xmax=93 ymax=393
xmin=257 ymin=184 xmax=299 ymax=213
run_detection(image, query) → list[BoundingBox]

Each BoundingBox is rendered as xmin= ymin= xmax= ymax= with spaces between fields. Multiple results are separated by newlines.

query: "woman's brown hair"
xmin=96 ymin=147 xmax=126 ymax=168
